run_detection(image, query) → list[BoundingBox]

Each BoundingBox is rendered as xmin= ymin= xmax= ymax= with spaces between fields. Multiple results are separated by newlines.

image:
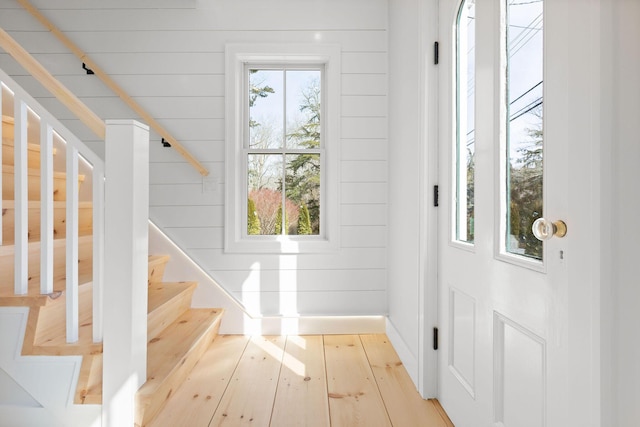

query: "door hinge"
xmin=434 ymin=41 xmax=439 ymax=65
xmin=433 ymin=185 xmax=439 ymax=207
xmin=433 ymin=327 xmax=439 ymax=350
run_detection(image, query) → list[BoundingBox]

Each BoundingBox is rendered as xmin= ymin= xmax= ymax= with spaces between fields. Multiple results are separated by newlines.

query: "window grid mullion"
xmin=281 ymin=69 xmax=287 ymax=235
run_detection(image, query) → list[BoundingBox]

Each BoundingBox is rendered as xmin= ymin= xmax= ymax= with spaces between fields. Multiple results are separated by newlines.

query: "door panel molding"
xmin=449 ymin=286 xmax=476 ymax=398
xmin=493 ymin=311 xmax=547 ymax=427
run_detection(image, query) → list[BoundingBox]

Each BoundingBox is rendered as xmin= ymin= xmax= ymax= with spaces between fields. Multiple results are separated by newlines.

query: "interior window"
xmin=246 ymin=67 xmax=322 ymax=237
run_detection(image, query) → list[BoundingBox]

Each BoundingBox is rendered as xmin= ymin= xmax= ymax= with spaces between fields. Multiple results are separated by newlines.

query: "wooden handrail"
xmin=0 ymin=27 xmax=106 ymax=139
xmin=18 ymin=0 xmax=209 ymax=176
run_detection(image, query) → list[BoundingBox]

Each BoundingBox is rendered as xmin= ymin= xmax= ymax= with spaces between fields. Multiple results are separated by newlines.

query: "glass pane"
xmin=286 ymin=70 xmax=322 ymax=149
xmin=286 ymin=153 xmax=321 ymax=235
xmin=247 ymin=154 xmax=283 ymax=235
xmin=249 ymin=69 xmax=283 ymax=149
xmin=456 ymin=0 xmax=476 ymax=243
xmin=506 ymin=0 xmax=544 ymax=259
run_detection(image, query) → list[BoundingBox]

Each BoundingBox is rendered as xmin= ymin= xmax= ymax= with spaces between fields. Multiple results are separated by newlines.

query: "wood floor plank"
xmin=149 ymin=334 xmax=454 ymax=427
xmin=360 ymin=334 xmax=450 ymax=426
xmin=209 ymin=336 xmax=286 ymax=426
xmin=324 ymin=334 xmax=391 ymax=427
xmin=147 ymin=335 xmax=249 ymax=427
xmin=430 ymin=399 xmax=455 ymax=427
xmin=270 ymin=335 xmax=330 ymax=427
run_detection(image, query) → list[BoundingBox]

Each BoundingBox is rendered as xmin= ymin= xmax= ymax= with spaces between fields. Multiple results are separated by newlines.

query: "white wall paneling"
xmin=341 ymin=138 xmax=388 ymax=160
xmin=149 ymin=183 xmax=224 ymax=206
xmin=341 ymin=183 xmax=387 ymax=204
xmin=230 ymin=290 xmax=387 ymax=317
xmin=342 ymin=95 xmax=387 ymax=117
xmin=341 ymin=160 xmax=388 ymax=183
xmin=0 ymin=0 xmax=391 ymax=317
xmin=190 ymin=247 xmax=386 ymax=272
xmin=387 ymin=0 xmax=431 ymax=397
xmin=606 ymin=0 xmax=640 ymax=424
xmin=217 ymin=269 xmax=386 ymax=294
xmin=341 ymin=204 xmax=387 ymax=225
xmin=150 ymin=206 xmax=223 ymax=228
xmin=342 ymin=74 xmax=388 ymax=95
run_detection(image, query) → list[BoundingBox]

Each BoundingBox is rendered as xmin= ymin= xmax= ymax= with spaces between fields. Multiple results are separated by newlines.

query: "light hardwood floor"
xmin=149 ymin=334 xmax=453 ymax=427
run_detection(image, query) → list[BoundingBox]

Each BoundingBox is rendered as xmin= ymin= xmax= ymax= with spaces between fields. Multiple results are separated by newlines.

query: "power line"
xmin=510 ymin=80 xmax=543 ymax=105
xmin=510 ymin=97 xmax=543 ymax=122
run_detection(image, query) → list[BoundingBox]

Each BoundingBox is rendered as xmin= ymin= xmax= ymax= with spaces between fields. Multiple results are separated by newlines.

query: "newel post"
xmin=102 ymin=120 xmax=149 ymax=427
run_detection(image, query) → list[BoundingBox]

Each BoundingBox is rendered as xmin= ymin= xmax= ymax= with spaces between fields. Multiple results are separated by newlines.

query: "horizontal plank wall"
xmin=0 ymin=0 xmax=389 ymax=317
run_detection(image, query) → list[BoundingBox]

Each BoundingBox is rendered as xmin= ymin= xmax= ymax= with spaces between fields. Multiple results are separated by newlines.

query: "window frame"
xmin=225 ymin=43 xmax=341 ymax=254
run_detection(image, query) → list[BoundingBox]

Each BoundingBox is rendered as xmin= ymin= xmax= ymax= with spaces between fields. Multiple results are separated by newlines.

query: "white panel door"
xmin=436 ymin=1 xmax=590 ymax=426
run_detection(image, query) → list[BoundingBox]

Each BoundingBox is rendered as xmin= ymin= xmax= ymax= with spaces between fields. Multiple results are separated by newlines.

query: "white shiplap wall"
xmin=0 ymin=0 xmax=389 ymax=316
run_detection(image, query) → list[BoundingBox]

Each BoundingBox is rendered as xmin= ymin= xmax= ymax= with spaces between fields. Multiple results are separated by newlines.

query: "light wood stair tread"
xmin=2 ymin=115 xmax=43 ymax=146
xmin=2 ymin=200 xmax=93 ymax=209
xmin=2 ymin=164 xmax=85 ymax=181
xmin=2 ymin=138 xmax=57 ymax=170
xmin=29 ymin=281 xmax=102 ymax=355
xmin=148 ymin=255 xmax=170 ymax=285
xmin=2 ymin=138 xmax=58 ymax=153
xmin=136 ymin=308 xmax=223 ymax=426
xmin=0 ymin=235 xmax=93 ymax=304
xmin=141 ymin=308 xmax=223 ymax=395
xmin=147 ymin=281 xmax=197 ymax=340
xmin=147 ymin=335 xmax=250 ymax=427
xmin=2 ymin=199 xmax=93 ymax=244
xmin=2 ymin=137 xmax=45 ymax=149
xmin=147 ymin=281 xmax=197 ymax=314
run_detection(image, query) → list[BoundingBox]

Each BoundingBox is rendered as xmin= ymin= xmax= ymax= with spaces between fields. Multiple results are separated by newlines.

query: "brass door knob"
xmin=532 ymin=218 xmax=567 ymax=241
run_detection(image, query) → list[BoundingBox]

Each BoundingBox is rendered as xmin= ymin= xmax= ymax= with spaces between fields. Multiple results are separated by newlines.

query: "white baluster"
xmin=66 ymin=145 xmax=79 ymax=343
xmin=40 ymin=122 xmax=53 ymax=295
xmin=14 ymin=99 xmax=28 ymax=296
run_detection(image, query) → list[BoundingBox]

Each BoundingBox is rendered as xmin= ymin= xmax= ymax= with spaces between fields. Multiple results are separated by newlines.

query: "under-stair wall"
xmin=0 ymin=0 xmax=391 ymax=319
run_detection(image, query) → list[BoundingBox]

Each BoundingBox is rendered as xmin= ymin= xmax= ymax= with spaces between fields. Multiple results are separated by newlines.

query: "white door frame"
xmin=417 ymin=0 xmax=440 ymax=399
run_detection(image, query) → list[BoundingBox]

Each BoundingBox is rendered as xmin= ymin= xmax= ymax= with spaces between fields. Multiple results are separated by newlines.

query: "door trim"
xmin=417 ymin=0 xmax=440 ymax=398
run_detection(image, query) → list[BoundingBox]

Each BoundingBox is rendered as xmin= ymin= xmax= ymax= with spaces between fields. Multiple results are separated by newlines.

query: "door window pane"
xmin=505 ymin=0 xmax=544 ymax=259
xmin=456 ymin=0 xmax=476 ymax=243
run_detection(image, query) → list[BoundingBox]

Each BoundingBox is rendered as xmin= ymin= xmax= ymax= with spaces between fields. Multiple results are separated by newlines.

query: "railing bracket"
xmin=161 ymin=138 xmax=172 ymax=147
xmin=82 ymin=63 xmax=94 ymax=75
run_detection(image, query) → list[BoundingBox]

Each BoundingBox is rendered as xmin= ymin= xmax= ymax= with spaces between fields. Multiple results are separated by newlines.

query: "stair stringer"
xmin=148 ymin=221 xmax=386 ymax=336
xmin=0 ymin=307 xmax=101 ymax=427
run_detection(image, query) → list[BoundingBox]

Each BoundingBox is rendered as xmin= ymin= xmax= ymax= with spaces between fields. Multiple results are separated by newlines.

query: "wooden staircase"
xmin=0 ymin=115 xmax=224 ymax=426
